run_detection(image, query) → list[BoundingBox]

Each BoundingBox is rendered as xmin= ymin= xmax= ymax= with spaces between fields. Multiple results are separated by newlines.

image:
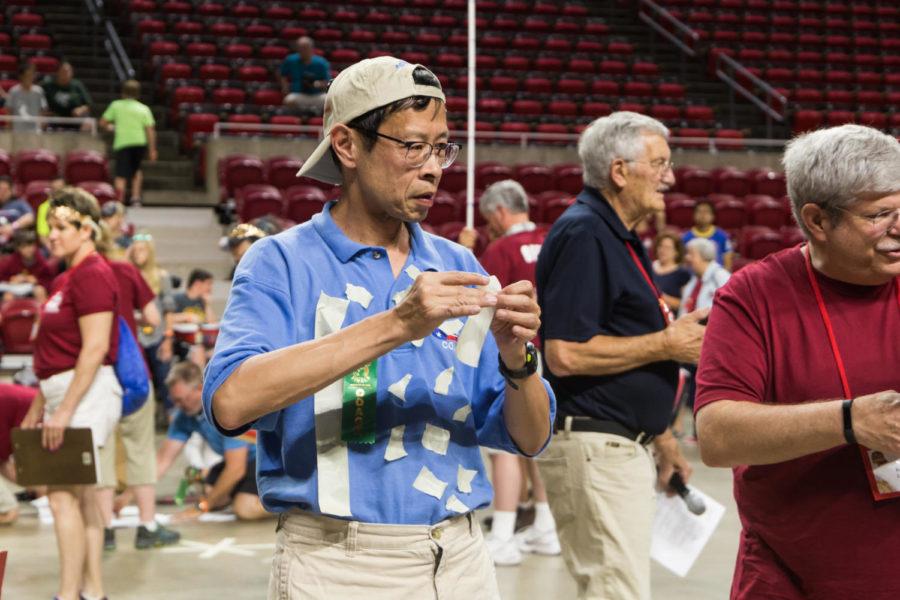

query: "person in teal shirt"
xmin=99 ymin=79 xmax=157 ymax=207
xmin=280 ymin=36 xmax=330 ymax=114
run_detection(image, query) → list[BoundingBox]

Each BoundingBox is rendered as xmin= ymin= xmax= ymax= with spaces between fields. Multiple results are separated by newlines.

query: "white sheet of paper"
xmin=452 ymin=403 xmax=471 ymax=423
xmin=650 ymin=487 xmax=725 ymax=578
xmin=422 ymin=423 xmax=451 ymax=456
xmin=445 ymin=494 xmax=469 ymax=514
xmin=457 ymin=465 xmax=477 ymax=494
xmin=388 ymin=374 xmax=412 ymax=402
xmin=345 ymin=283 xmax=373 ymax=309
xmin=870 ymin=451 xmax=900 ymax=491
xmin=384 ymin=425 xmax=407 ymax=462
xmin=434 ymin=366 xmax=454 ymax=395
xmin=412 ymin=465 xmax=447 ymax=500
xmin=455 ymin=276 xmax=501 ymax=367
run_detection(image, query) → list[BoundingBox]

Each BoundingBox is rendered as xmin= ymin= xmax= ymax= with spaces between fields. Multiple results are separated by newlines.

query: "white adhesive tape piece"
xmin=392 ymin=286 xmax=411 ymax=306
xmin=434 ymin=366 xmax=454 ymax=395
xmin=405 ymin=265 xmax=422 ymax=281
xmin=422 ymin=423 xmax=451 ymax=456
xmin=457 ymin=465 xmax=477 ymax=494
xmin=446 ymin=494 xmax=469 ymax=514
xmin=345 ymin=283 xmax=373 ymax=309
xmin=413 ymin=465 xmax=448 ymax=500
xmin=384 ymin=425 xmax=407 ymax=462
xmin=439 ymin=318 xmax=465 ymax=337
xmin=452 ymin=403 xmax=471 ymax=423
xmin=387 ymin=373 xmax=412 ymax=402
xmin=412 ymin=337 xmax=425 ymax=348
xmin=455 ymin=275 xmax=502 ymax=367
xmin=313 ymin=292 xmax=352 ymax=517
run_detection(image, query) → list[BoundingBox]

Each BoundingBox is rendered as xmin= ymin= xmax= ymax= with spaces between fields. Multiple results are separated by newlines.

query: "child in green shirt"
xmin=99 ymin=79 xmax=156 ymax=207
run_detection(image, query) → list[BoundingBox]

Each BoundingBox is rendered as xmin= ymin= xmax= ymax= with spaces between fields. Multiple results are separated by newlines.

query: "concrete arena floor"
xmin=3 ymin=444 xmax=739 ymax=600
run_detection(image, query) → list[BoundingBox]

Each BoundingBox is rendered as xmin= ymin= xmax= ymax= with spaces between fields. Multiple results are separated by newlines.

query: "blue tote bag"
xmin=115 ymin=316 xmax=150 ymax=417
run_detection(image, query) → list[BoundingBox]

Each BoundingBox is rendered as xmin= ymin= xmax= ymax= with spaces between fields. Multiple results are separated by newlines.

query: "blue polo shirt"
xmin=203 ymin=202 xmax=555 ymax=525
xmin=536 ymin=186 xmax=677 ymax=435
xmin=167 ymin=409 xmax=255 ymax=460
xmin=279 ymin=54 xmax=330 ymax=94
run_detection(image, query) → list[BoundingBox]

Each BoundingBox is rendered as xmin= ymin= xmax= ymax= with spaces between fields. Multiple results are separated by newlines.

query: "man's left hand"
xmin=654 ymin=434 xmax=693 ymax=496
xmin=490 ymin=280 xmax=540 ymax=368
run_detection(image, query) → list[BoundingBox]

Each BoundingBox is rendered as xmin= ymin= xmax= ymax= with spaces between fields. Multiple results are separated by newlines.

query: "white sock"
xmin=81 ymin=594 xmax=103 ymax=600
xmin=534 ymin=502 xmax=555 ymax=532
xmin=491 ymin=510 xmax=517 ymax=541
xmin=142 ymin=519 xmax=158 ymax=532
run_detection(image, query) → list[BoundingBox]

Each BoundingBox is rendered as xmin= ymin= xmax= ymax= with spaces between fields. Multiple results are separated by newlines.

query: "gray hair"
xmin=479 ymin=179 xmax=529 ymax=216
xmin=578 ymin=111 xmax=670 ymax=191
xmin=686 ymin=237 xmax=717 ymax=262
xmin=783 ymin=124 xmax=900 ymax=235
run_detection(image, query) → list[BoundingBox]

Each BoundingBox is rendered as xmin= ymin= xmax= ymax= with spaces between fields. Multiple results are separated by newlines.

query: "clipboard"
xmin=11 ymin=428 xmax=97 ymax=486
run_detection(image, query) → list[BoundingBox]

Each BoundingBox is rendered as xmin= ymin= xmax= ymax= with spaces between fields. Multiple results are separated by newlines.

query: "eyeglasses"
xmin=626 ymin=158 xmax=675 ymax=176
xmin=350 ymin=127 xmax=461 ymax=169
xmin=834 ymin=206 xmax=900 ymax=236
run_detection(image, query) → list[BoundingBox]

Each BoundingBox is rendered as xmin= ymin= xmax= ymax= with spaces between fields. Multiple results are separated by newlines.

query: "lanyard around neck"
xmin=625 ymin=242 xmax=674 ymax=326
xmin=803 ymin=245 xmax=900 ymax=399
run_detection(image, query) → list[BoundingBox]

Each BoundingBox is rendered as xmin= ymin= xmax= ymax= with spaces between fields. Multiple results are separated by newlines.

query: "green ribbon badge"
xmin=342 ymin=361 xmax=377 ymax=444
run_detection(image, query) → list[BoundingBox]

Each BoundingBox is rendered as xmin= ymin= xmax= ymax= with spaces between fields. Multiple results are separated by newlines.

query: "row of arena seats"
xmin=661 ymin=0 xmax=897 ymax=16
xmin=0 ymin=149 xmax=109 ymax=187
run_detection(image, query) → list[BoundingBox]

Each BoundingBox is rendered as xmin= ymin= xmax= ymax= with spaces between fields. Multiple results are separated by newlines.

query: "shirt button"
xmin=372 ymin=251 xmax=383 ymax=259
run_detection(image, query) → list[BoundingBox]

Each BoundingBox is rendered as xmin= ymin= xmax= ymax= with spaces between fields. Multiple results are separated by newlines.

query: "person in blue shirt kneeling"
xmin=204 ymin=56 xmax=555 ymax=600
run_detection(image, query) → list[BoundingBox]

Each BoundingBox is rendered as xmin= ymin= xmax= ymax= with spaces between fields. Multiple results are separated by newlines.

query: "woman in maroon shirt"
xmin=19 ymin=187 xmax=121 ymax=600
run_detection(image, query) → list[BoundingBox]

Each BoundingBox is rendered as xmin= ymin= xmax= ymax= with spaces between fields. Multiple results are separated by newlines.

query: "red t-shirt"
xmin=34 ymin=253 xmax=120 ymax=380
xmin=108 ymin=259 xmax=155 ymax=337
xmin=695 ymin=246 xmax=900 ymax=599
xmin=0 ymin=247 xmax=57 ymax=291
xmin=479 ymin=224 xmax=546 ymax=348
xmin=0 ymin=383 xmax=36 ymax=462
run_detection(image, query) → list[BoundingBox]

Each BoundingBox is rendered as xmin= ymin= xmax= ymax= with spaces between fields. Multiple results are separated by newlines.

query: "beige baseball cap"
xmin=295 ymin=56 xmax=446 ymax=185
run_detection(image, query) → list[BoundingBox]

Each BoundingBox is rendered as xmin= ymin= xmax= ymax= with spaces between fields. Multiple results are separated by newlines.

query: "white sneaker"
xmin=484 ymin=533 xmax=523 ymax=566
xmin=515 ymin=525 xmax=561 ymax=556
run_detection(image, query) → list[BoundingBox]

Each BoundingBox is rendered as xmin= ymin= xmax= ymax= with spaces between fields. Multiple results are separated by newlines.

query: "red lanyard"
xmin=803 ymin=245 xmax=900 ymax=399
xmin=626 ymin=242 xmax=674 ymax=326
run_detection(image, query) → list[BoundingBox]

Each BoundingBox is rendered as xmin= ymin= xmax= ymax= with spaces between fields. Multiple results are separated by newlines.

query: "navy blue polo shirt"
xmin=536 ymin=186 xmax=678 ymax=435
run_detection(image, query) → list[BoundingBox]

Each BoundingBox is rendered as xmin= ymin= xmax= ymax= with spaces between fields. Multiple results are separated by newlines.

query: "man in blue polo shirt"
xmin=536 ymin=112 xmax=707 ymax=600
xmin=204 ymin=56 xmax=554 ymax=599
xmin=280 ymin=36 xmax=330 ymax=114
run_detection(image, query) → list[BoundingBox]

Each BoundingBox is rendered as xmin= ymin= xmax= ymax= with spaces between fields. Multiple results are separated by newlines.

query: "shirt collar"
xmin=577 ymin=186 xmax=637 ymax=242
xmin=312 ymin=201 xmax=443 ymax=272
xmin=504 ymin=221 xmax=536 ymax=237
xmin=700 ymin=262 xmax=721 ymax=283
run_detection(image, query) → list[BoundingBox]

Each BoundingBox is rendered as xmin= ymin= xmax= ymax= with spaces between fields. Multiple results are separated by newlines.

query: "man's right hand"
xmin=851 ymin=390 xmax=900 ymax=455
xmin=392 ymin=271 xmax=496 ymax=341
xmin=663 ymin=308 xmax=709 ymax=364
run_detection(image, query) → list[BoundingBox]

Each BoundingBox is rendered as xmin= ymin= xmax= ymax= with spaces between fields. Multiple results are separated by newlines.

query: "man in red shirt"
xmin=0 ymin=382 xmax=37 ymax=525
xmin=0 ymin=228 xmax=57 ymax=303
xmin=472 ymin=180 xmax=560 ymax=566
xmin=696 ymin=124 xmax=900 ymax=599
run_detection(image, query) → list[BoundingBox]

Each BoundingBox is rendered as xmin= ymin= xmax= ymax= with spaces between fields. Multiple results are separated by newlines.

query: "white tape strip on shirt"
xmin=434 ymin=366 xmax=454 ymax=395
xmin=345 ymin=282 xmax=373 ymax=309
xmin=446 ymin=494 xmax=469 ymax=514
xmin=457 ymin=465 xmax=477 ymax=494
xmin=456 ymin=276 xmax=501 ymax=367
xmin=388 ymin=373 xmax=412 ymax=402
xmin=452 ymin=403 xmax=471 ymax=422
xmin=413 ymin=465 xmax=448 ymax=499
xmin=384 ymin=425 xmax=407 ymax=462
xmin=313 ymin=291 xmax=352 ymax=517
xmin=422 ymin=423 xmax=451 ymax=456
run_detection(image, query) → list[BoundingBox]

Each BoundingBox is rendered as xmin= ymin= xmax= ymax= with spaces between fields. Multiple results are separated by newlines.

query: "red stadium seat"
xmin=220 ymin=155 xmax=265 ymax=198
xmin=624 ymin=81 xmax=654 ymax=98
xmin=540 ymin=194 xmax=575 ymax=224
xmin=716 ymin=170 xmax=752 ymax=197
xmin=556 ymin=78 xmax=587 ymax=95
xmin=547 ymin=100 xmax=578 ymax=117
xmin=23 ymin=180 xmax=50 ymax=211
xmin=583 ymin=102 xmax=612 ymax=117
xmin=284 ymin=185 xmax=327 ymax=223
xmin=476 ymin=164 xmax=514 ymax=189
xmin=423 ymin=190 xmax=460 ymax=226
xmin=741 ymin=227 xmax=783 ymax=260
xmin=185 ymin=42 xmax=216 ymax=58
xmin=781 ymin=226 xmax=805 ymax=248
xmin=657 ymin=83 xmax=686 ymax=99
xmin=515 ymin=164 xmax=554 ymax=195
xmin=1 ymin=298 xmax=39 ymax=354
xmin=440 ymin=164 xmax=467 ymax=194
xmin=232 ymin=2 xmax=260 ymax=18
xmin=752 ymin=171 xmax=786 ymax=197
xmin=857 ymin=112 xmax=887 ymax=129
xmin=711 ymin=196 xmax=747 ymax=229
xmin=259 ymin=45 xmax=289 ymax=60
xmin=64 ymin=150 xmax=108 ymax=185
xmin=265 ymin=156 xmax=303 ymax=190
xmin=793 ymin=110 xmax=823 ymax=133
xmin=524 ymin=77 xmax=553 ymax=94
xmin=172 ymin=20 xmax=203 ymax=35
xmin=211 ymin=87 xmax=245 ymax=105
xmin=666 ymin=197 xmax=697 ymax=229
xmin=30 ymin=56 xmax=59 ymax=74
xmin=136 ymin=18 xmax=166 ymax=36
xmin=223 ymin=43 xmax=253 ymax=59
xmin=253 ymin=89 xmax=283 ymax=106
xmin=511 ymin=100 xmax=541 ymax=115
xmin=78 ymin=181 xmax=117 ymax=205
xmin=14 ymin=150 xmax=59 ymax=185
xmin=159 ymin=62 xmax=191 ymax=83
xmin=236 ymin=184 xmax=285 ymax=222
xmin=748 ymin=197 xmax=789 ymax=229
xmin=826 ymin=110 xmax=855 ymax=127
xmin=237 ymin=65 xmax=269 ymax=83
xmin=199 ymin=63 xmax=230 ymax=81
xmin=680 ymin=169 xmax=714 ymax=197
xmin=649 ymin=105 xmax=681 ymax=121
xmin=552 ymin=165 xmax=583 ymax=195
xmin=11 ymin=11 xmax=43 ymax=27
xmin=684 ymin=105 xmax=715 ymax=123
xmin=210 ymin=22 xmax=237 ymax=36
xmin=18 ymin=33 xmax=52 ymax=50
xmin=182 ymin=113 xmax=219 ymax=151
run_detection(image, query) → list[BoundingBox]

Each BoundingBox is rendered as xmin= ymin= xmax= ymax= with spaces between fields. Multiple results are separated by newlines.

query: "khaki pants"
xmin=98 ymin=391 xmax=156 ymax=488
xmin=537 ymin=430 xmax=657 ymax=600
xmin=268 ymin=511 xmax=500 ymax=600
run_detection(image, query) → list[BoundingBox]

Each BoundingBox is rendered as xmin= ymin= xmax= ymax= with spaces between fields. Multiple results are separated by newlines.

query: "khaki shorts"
xmin=268 ymin=511 xmax=500 ymax=600
xmin=98 ymin=387 xmax=156 ymax=488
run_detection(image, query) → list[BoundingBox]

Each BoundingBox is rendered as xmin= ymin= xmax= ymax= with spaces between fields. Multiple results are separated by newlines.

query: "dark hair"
xmin=653 ymin=231 xmax=685 ymax=263
xmin=187 ymin=268 xmax=214 ymax=287
xmin=122 ymin=79 xmax=141 ymax=98
xmin=18 ymin=62 xmax=35 ymax=78
xmin=0 ymin=175 xmax=11 ymax=188
xmin=11 ymin=228 xmax=36 ymax=248
xmin=695 ymin=200 xmax=716 ymax=215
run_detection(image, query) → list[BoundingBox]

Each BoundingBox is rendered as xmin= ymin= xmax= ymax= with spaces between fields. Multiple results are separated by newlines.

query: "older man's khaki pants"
xmin=268 ymin=510 xmax=501 ymax=600
xmin=537 ymin=430 xmax=657 ymax=600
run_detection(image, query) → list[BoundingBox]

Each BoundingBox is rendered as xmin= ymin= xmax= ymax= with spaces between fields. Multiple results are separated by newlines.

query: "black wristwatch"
xmin=498 ymin=342 xmax=538 ymax=390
